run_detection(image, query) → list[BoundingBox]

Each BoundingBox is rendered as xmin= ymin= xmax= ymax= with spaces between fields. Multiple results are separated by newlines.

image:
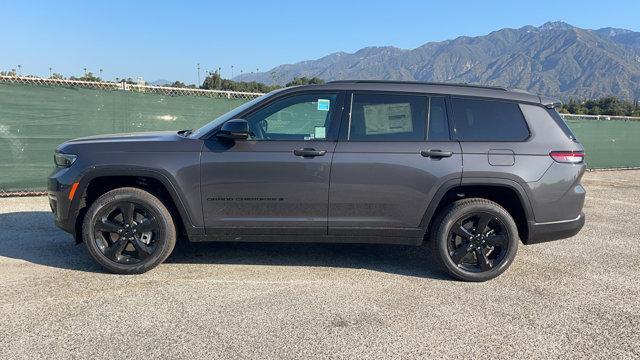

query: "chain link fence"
xmin=1 ymin=75 xmax=639 ymax=196
xmin=0 ymin=76 xmax=262 ymax=196
xmin=0 ymin=75 xmax=264 ymax=98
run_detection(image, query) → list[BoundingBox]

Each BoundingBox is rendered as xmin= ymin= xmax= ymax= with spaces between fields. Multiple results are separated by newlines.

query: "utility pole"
xmin=197 ymin=63 xmax=201 ymax=86
xmin=99 ymin=68 xmax=103 ymax=79
xmin=231 ymin=65 xmax=234 ymax=79
xmin=17 ymin=65 xmax=22 ymax=76
xmin=49 ymin=67 xmax=52 ymax=78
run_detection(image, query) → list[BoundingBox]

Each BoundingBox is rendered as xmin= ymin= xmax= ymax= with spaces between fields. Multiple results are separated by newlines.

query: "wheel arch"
xmin=71 ymin=166 xmax=200 ymax=243
xmin=420 ymin=178 xmax=535 ymax=244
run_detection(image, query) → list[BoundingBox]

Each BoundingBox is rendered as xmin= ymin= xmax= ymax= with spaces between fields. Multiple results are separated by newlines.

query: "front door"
xmin=328 ymin=92 xmax=462 ymax=239
xmin=201 ymin=91 xmax=344 ymax=235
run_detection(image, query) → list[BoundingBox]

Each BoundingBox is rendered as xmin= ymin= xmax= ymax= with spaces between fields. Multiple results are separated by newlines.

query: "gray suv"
xmin=48 ymin=80 xmax=586 ymax=281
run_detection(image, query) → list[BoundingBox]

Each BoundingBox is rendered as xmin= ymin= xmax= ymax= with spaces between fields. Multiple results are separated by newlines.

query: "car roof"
xmin=287 ymin=80 xmax=559 ymax=107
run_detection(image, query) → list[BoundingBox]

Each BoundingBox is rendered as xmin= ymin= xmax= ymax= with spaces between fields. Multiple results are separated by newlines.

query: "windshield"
xmin=189 ymin=89 xmax=285 ymax=139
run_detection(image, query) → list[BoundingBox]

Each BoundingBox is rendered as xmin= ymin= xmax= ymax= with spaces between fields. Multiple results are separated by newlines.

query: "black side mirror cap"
xmin=217 ymin=119 xmax=250 ymax=140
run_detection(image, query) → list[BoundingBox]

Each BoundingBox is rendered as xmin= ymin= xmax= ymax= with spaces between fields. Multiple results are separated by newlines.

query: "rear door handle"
xmin=421 ymin=149 xmax=453 ymax=158
xmin=293 ymin=148 xmax=327 ymax=157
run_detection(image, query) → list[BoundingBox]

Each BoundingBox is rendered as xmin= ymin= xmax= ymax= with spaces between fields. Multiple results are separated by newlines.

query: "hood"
xmin=56 ymin=130 xmax=202 ymax=154
xmin=65 ymin=130 xmax=181 ymax=144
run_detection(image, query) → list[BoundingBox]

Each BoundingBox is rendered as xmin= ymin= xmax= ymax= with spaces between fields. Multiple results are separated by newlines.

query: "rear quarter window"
xmin=547 ymin=108 xmax=578 ymax=142
xmin=451 ymin=98 xmax=529 ymax=141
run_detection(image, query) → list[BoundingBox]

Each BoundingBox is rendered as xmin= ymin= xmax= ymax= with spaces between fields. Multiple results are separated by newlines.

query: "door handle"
xmin=293 ymin=148 xmax=327 ymax=157
xmin=421 ymin=149 xmax=453 ymax=158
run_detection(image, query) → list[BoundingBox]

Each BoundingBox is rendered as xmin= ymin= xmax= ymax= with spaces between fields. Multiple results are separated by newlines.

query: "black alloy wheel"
xmin=430 ymin=198 xmax=519 ymax=282
xmin=447 ymin=212 xmax=509 ymax=272
xmin=93 ymin=201 xmax=159 ymax=264
xmin=82 ymin=187 xmax=176 ymax=274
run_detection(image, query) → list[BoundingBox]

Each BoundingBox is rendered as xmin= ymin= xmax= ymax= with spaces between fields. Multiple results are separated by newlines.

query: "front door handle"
xmin=421 ymin=149 xmax=453 ymax=158
xmin=293 ymin=148 xmax=327 ymax=157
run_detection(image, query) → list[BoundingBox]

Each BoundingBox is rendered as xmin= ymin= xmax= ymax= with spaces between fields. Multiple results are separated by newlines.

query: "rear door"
xmin=328 ymin=92 xmax=462 ymax=239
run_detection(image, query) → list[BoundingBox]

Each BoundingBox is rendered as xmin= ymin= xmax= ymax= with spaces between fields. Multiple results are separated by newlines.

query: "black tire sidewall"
xmin=82 ymin=187 xmax=176 ymax=274
xmin=432 ymin=200 xmax=519 ymax=282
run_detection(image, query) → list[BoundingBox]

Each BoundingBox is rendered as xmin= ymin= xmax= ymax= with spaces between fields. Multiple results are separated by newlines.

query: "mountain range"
xmin=235 ymin=21 xmax=640 ymax=100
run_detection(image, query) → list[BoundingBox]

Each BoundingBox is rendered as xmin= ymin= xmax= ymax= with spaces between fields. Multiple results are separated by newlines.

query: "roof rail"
xmin=326 ymin=80 xmax=508 ymax=91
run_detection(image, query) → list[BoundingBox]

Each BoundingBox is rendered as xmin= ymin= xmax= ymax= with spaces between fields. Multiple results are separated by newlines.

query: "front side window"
xmin=451 ymin=98 xmax=529 ymax=141
xmin=349 ymin=93 xmax=427 ymax=141
xmin=190 ymin=89 xmax=285 ymax=139
xmin=244 ymin=92 xmax=339 ymax=140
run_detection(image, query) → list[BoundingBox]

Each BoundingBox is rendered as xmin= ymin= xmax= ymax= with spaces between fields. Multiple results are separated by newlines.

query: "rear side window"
xmin=349 ymin=93 xmax=426 ymax=141
xmin=451 ymin=98 xmax=529 ymax=141
xmin=427 ymin=97 xmax=450 ymax=141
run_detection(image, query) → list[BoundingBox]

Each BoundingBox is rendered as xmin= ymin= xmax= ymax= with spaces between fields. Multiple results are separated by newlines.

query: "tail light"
xmin=550 ymin=151 xmax=585 ymax=164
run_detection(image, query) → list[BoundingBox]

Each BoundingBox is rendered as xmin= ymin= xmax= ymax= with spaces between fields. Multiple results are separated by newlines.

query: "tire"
xmin=430 ymin=198 xmax=519 ymax=282
xmin=82 ymin=187 xmax=176 ymax=274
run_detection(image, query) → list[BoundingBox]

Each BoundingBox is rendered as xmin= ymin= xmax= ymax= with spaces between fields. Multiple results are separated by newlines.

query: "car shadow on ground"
xmin=0 ymin=211 xmax=451 ymax=280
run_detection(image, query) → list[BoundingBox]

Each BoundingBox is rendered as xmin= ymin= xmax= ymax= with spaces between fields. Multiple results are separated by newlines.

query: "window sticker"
xmin=363 ymin=103 xmax=413 ymax=135
xmin=317 ymin=99 xmax=330 ymax=111
xmin=314 ymin=126 xmax=326 ymax=139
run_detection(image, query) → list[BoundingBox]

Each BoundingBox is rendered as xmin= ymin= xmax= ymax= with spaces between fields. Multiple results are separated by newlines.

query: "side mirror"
xmin=217 ymin=119 xmax=250 ymax=140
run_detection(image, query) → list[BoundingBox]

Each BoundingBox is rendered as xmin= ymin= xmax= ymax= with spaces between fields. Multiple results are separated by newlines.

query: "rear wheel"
xmin=82 ymin=187 xmax=176 ymax=274
xmin=430 ymin=198 xmax=519 ymax=282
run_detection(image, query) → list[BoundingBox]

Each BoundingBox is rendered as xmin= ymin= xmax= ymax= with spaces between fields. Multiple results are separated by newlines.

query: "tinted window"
xmin=349 ymin=93 xmax=426 ymax=141
xmin=452 ymin=98 xmax=529 ymax=141
xmin=245 ymin=93 xmax=338 ymax=140
xmin=427 ymin=97 xmax=450 ymax=141
xmin=547 ymin=108 xmax=578 ymax=141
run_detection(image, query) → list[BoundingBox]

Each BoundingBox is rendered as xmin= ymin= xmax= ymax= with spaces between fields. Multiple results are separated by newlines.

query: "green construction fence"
xmin=0 ymin=81 xmax=638 ymax=194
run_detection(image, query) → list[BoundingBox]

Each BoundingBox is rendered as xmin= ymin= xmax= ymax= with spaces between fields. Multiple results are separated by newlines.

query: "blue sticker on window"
xmin=317 ymin=99 xmax=330 ymax=111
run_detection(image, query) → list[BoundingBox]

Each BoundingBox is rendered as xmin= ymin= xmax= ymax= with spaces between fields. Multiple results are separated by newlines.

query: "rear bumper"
xmin=525 ymin=212 xmax=585 ymax=245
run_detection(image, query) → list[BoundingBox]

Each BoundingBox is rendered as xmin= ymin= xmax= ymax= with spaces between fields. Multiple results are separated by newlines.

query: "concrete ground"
xmin=0 ymin=170 xmax=638 ymax=359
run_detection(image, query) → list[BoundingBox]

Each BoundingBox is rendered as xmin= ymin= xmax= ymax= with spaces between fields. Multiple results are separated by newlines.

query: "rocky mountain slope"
xmin=236 ymin=22 xmax=640 ymax=99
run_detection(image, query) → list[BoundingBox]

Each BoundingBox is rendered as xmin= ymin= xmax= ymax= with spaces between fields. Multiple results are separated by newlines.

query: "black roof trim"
xmin=326 ymin=80 xmax=508 ymax=91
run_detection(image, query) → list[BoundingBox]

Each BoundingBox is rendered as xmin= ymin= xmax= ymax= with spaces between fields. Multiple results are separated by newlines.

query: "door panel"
xmin=328 ymin=92 xmax=462 ymax=237
xmin=201 ymin=140 xmax=335 ymax=234
xmin=199 ymin=91 xmax=344 ymax=235
xmin=328 ymin=141 xmax=462 ymax=236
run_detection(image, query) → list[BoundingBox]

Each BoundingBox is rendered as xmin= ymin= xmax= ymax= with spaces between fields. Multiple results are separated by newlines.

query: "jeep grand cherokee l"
xmin=49 ymin=80 xmax=586 ymax=281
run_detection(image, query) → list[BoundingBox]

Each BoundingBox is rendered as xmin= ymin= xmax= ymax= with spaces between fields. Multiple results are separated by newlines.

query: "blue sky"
xmin=1 ymin=0 xmax=639 ymax=84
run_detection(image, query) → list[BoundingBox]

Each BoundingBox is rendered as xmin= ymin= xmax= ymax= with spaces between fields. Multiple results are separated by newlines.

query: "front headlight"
xmin=54 ymin=153 xmax=78 ymax=167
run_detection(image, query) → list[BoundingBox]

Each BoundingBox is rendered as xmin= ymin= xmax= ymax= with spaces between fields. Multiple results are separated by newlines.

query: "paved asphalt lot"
xmin=1 ymin=170 xmax=639 ymax=359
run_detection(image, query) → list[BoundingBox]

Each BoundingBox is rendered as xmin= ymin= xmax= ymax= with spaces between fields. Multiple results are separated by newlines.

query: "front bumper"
xmin=48 ymin=174 xmax=78 ymax=235
xmin=525 ymin=212 xmax=585 ymax=245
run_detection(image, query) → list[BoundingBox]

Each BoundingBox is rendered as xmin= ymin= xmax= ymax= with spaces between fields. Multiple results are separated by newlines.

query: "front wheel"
xmin=430 ymin=198 xmax=519 ymax=282
xmin=82 ymin=187 xmax=176 ymax=274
